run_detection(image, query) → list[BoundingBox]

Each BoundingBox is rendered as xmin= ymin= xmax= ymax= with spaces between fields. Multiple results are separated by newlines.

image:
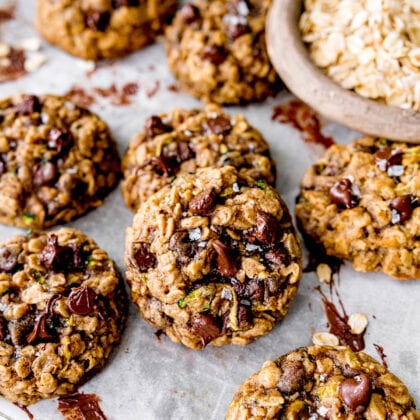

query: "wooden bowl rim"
xmin=266 ymin=0 xmax=420 ymax=144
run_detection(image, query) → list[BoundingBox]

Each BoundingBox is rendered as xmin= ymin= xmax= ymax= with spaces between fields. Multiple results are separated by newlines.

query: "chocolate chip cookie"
xmin=295 ymin=136 xmax=419 ymax=280
xmin=0 ymin=228 xmax=127 ymax=405
xmin=164 ymin=0 xmax=280 ymax=104
xmin=226 ymin=345 xmax=419 ymax=419
xmin=36 ymin=0 xmax=177 ymax=60
xmin=121 ymin=105 xmax=276 ymax=211
xmin=125 ymin=166 xmax=301 ymax=350
xmin=0 ymin=94 xmax=121 ymax=229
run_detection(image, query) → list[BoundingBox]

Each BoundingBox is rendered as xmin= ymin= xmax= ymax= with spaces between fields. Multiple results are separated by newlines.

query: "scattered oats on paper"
xmin=300 ymin=0 xmax=420 ymax=111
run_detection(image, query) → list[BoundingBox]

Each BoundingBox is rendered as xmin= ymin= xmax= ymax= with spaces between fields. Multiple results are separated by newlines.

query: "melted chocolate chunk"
xmin=375 ymin=147 xmax=402 ymax=171
xmin=237 ymin=304 xmax=252 ymax=326
xmin=0 ymin=247 xmax=19 ymax=272
xmin=277 ymin=359 xmax=305 ymax=394
xmin=329 ymin=178 xmax=359 ymax=209
xmin=243 ymin=278 xmax=264 ymax=302
xmin=67 ymin=285 xmax=97 ymax=316
xmin=15 ymin=95 xmax=41 ymax=115
xmin=33 ymin=162 xmax=57 ymax=187
xmin=265 ymin=246 xmax=290 ymax=266
xmin=181 ymin=3 xmax=201 ymax=23
xmin=0 ymin=316 xmax=5 ymax=340
xmin=134 ymin=243 xmax=157 ymax=272
xmin=212 ymin=240 xmax=239 ymax=278
xmin=189 ymin=314 xmax=220 ymax=347
xmin=177 ymin=141 xmax=194 ymax=162
xmin=86 ymin=10 xmax=110 ymax=32
xmin=9 ymin=314 xmax=36 ymax=346
xmin=48 ymin=128 xmax=73 ymax=153
xmin=169 ymin=231 xmax=200 ymax=265
xmin=40 ymin=235 xmax=85 ymax=272
xmin=146 ymin=155 xmax=179 ymax=176
xmin=26 ymin=313 xmax=54 ymax=344
xmin=248 ymin=212 xmax=280 ymax=244
xmin=189 ymin=188 xmax=217 ymax=215
xmin=202 ymin=45 xmax=228 ymax=65
xmin=145 ymin=116 xmax=172 ymax=138
xmin=339 ymin=374 xmax=371 ymax=412
xmin=58 ymin=393 xmax=107 ymax=420
xmin=203 ymin=115 xmax=232 ymax=135
xmin=390 ymin=194 xmax=418 ymax=223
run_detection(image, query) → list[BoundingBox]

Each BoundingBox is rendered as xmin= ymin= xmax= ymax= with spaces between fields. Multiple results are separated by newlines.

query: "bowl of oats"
xmin=266 ymin=0 xmax=420 ymax=143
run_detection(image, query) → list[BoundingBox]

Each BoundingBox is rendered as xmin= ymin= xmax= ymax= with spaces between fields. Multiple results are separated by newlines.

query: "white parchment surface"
xmin=0 ymin=2 xmax=419 ymax=419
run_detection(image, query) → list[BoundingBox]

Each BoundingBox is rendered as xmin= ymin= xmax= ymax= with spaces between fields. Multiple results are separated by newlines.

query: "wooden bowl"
xmin=266 ymin=0 xmax=420 ymax=143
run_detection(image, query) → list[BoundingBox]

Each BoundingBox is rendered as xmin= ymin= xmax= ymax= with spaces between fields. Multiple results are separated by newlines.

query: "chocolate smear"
xmin=58 ymin=393 xmax=107 ymax=420
xmin=13 ymin=403 xmax=34 ymax=420
xmin=272 ymin=100 xmax=334 ymax=149
xmin=0 ymin=3 xmax=15 ymax=23
xmin=316 ymin=286 xmax=365 ymax=352
xmin=339 ymin=374 xmax=371 ymax=412
xmin=67 ymin=285 xmax=97 ymax=316
xmin=373 ymin=343 xmax=388 ymax=368
xmin=189 ymin=314 xmax=220 ymax=347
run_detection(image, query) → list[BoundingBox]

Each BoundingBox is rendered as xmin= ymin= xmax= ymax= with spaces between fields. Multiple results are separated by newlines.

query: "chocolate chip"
xmin=169 ymin=231 xmax=199 ymax=265
xmin=67 ymin=285 xmax=97 ymax=316
xmin=339 ymin=374 xmax=371 ymax=411
xmin=0 ymin=247 xmax=18 ymax=272
xmin=134 ymin=243 xmax=156 ymax=272
xmin=203 ymin=115 xmax=232 ymax=135
xmin=265 ymin=246 xmax=290 ymax=266
xmin=277 ymin=359 xmax=306 ymax=394
xmin=40 ymin=235 xmax=84 ymax=272
xmin=375 ymin=147 xmax=403 ymax=171
xmin=145 ymin=116 xmax=172 ymax=138
xmin=189 ymin=314 xmax=220 ymax=347
xmin=33 ymin=162 xmax=57 ymax=187
xmin=181 ymin=3 xmax=201 ymax=23
xmin=225 ymin=19 xmax=249 ymax=39
xmin=48 ymin=128 xmax=73 ymax=153
xmin=249 ymin=212 xmax=280 ymax=244
xmin=189 ymin=188 xmax=217 ymax=215
xmin=15 ymin=95 xmax=41 ymax=115
xmin=329 ymin=179 xmax=359 ymax=209
xmin=390 ymin=194 xmax=418 ymax=223
xmin=86 ymin=10 xmax=110 ymax=32
xmin=9 ymin=314 xmax=35 ymax=346
xmin=267 ymin=277 xmax=280 ymax=294
xmin=202 ymin=45 xmax=228 ymax=65
xmin=146 ymin=155 xmax=179 ymax=176
xmin=112 ymin=0 xmax=138 ymax=7
xmin=212 ymin=240 xmax=239 ymax=278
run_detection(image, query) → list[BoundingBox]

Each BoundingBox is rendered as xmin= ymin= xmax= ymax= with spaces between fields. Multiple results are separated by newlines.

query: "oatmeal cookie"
xmin=226 ymin=345 xmax=419 ymax=419
xmin=0 ymin=228 xmax=128 ymax=405
xmin=125 ymin=166 xmax=301 ymax=350
xmin=295 ymin=136 xmax=419 ymax=280
xmin=164 ymin=0 xmax=280 ymax=104
xmin=0 ymin=94 xmax=121 ymax=229
xmin=121 ymin=104 xmax=276 ymax=211
xmin=36 ymin=0 xmax=177 ymax=61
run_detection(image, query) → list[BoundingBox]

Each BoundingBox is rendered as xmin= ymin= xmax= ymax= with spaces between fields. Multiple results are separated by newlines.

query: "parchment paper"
xmin=0 ymin=2 xmax=419 ymax=419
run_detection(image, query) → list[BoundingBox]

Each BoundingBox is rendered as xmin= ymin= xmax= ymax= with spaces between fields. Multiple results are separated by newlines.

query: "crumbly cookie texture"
xmin=226 ymin=345 xmax=420 ymax=419
xmin=125 ymin=166 xmax=301 ymax=350
xmin=164 ymin=0 xmax=280 ymax=104
xmin=0 ymin=228 xmax=128 ymax=405
xmin=121 ymin=104 xmax=276 ymax=211
xmin=0 ymin=94 xmax=121 ymax=229
xmin=36 ymin=0 xmax=177 ymax=61
xmin=295 ymin=136 xmax=419 ymax=280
